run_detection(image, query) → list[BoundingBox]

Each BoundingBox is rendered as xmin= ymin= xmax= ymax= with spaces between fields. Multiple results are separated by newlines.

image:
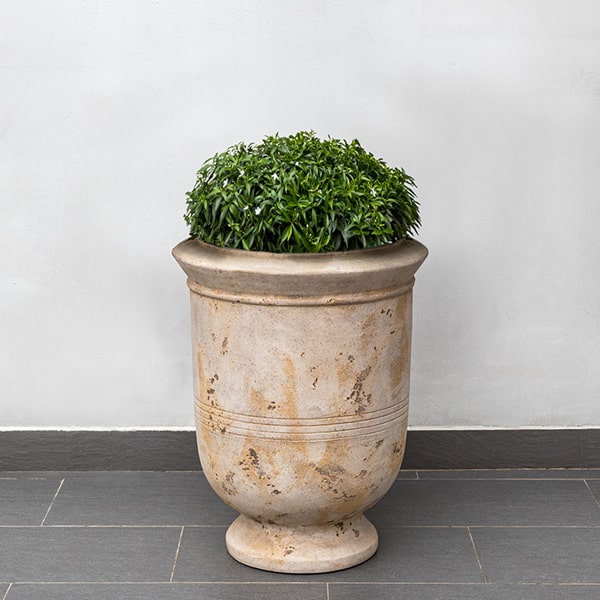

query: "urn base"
xmin=225 ymin=513 xmax=378 ymax=574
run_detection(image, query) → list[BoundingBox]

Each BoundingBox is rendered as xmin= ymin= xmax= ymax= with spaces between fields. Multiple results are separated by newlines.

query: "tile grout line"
xmin=169 ymin=526 xmax=185 ymax=582
xmin=331 ymin=583 xmax=600 ymax=589
xmin=0 ymin=581 xmax=330 ymax=586
xmin=7 ymin=524 xmax=600 ymax=529
xmin=467 ymin=527 xmax=488 ymax=584
xmin=8 ymin=581 xmax=600 ymax=587
xmin=337 ymin=525 xmax=600 ymax=529
xmin=0 ymin=525 xmax=224 ymax=529
xmin=40 ymin=478 xmax=65 ymax=526
xmin=410 ymin=475 xmax=600 ymax=481
xmin=326 ymin=582 xmax=330 ymax=600
xmin=1 ymin=584 xmax=12 ymax=600
xmin=584 ymin=480 xmax=600 ymax=510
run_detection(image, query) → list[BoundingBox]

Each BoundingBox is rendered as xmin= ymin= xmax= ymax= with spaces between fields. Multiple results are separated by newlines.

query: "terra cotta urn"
xmin=173 ymin=238 xmax=427 ymax=573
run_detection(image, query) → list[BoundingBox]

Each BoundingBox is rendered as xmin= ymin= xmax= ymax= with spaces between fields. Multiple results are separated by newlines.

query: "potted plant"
xmin=172 ymin=131 xmax=427 ymax=573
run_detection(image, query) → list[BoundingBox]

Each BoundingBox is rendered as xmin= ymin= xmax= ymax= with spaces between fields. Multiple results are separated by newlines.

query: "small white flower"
xmin=240 ymin=169 xmax=245 ymax=176
xmin=243 ymin=205 xmax=249 ymax=211
xmin=272 ymin=173 xmax=279 ymax=180
xmin=222 ymin=179 xmax=228 ymax=186
xmin=255 ymin=206 xmax=262 ymax=215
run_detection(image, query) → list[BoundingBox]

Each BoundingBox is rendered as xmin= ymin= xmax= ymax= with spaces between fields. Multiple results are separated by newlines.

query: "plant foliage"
xmin=184 ymin=131 xmax=420 ymax=253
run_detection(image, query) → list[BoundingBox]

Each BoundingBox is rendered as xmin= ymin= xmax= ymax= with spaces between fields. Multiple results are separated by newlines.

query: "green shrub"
xmin=184 ymin=131 xmax=420 ymax=253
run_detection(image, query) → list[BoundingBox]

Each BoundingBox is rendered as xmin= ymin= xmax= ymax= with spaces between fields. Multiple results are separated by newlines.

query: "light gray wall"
xmin=2 ymin=0 xmax=599 ymax=428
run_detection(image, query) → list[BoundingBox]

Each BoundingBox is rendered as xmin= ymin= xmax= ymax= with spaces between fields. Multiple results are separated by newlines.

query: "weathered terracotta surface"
xmin=173 ymin=239 xmax=427 ymax=573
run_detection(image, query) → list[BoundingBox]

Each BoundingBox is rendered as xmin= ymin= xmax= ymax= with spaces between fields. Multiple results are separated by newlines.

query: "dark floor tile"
xmin=583 ymin=480 xmax=600 ymax=506
xmin=0 ymin=431 xmax=199 ymax=470
xmin=580 ymin=430 xmax=600 ymax=468
xmin=173 ymin=526 xmax=482 ymax=583
xmin=0 ymin=473 xmax=73 ymax=479
xmin=1 ymin=471 xmax=198 ymax=479
xmin=418 ymin=469 xmax=600 ymax=479
xmin=0 ymin=478 xmax=62 ymax=525
xmin=0 ymin=471 xmax=208 ymax=482
xmin=5 ymin=583 xmax=326 ymax=600
xmin=329 ymin=583 xmax=600 ymax=599
xmin=396 ymin=470 xmax=418 ymax=479
xmin=366 ymin=479 xmax=600 ymax=526
xmin=0 ymin=527 xmax=180 ymax=582
xmin=471 ymin=527 xmax=600 ymax=583
xmin=403 ymin=430 xmax=581 ymax=469
xmin=44 ymin=472 xmax=237 ymax=526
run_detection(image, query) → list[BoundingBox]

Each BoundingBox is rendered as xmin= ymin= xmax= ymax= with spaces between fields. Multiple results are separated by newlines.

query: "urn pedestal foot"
xmin=225 ymin=513 xmax=378 ymax=574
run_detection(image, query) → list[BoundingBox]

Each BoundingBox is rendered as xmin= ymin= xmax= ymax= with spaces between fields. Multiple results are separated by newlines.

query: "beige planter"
xmin=173 ymin=239 xmax=427 ymax=573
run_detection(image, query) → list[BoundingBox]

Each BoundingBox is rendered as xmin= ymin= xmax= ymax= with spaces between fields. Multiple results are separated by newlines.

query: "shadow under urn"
xmin=173 ymin=238 xmax=427 ymax=573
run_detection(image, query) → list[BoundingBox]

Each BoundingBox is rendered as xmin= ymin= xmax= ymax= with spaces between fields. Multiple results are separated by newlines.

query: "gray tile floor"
xmin=2 ymin=469 xmax=600 ymax=599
